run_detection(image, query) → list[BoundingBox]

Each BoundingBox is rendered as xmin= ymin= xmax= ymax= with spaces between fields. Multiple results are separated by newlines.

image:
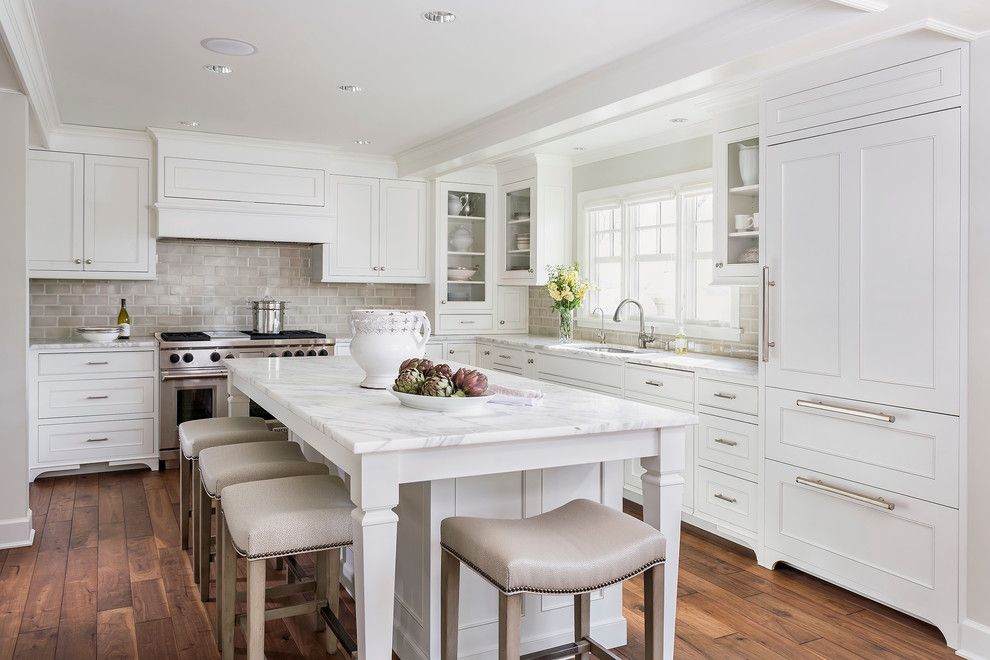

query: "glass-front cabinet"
xmin=712 ymin=124 xmax=761 ymax=285
xmin=501 ymin=179 xmax=535 ymax=280
xmin=440 ymin=181 xmax=494 ymax=310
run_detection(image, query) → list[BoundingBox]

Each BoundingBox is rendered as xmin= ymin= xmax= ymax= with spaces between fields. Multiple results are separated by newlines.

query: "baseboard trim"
xmin=0 ymin=509 xmax=34 ymax=549
xmin=958 ymin=619 xmax=990 ymax=659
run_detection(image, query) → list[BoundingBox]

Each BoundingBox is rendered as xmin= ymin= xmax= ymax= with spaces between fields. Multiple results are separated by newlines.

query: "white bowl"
xmin=390 ymin=389 xmax=494 ymax=414
xmin=76 ymin=326 xmax=122 ymax=342
xmin=447 ymin=267 xmax=478 ymax=281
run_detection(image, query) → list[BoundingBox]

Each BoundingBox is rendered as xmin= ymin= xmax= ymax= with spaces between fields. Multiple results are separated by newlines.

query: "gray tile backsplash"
xmin=29 ymin=239 xmax=418 ymax=339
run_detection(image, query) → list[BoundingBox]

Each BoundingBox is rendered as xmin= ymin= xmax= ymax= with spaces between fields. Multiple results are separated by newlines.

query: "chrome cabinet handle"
xmin=86 ymin=437 xmax=109 ymax=443
xmin=440 ymin=300 xmax=447 ymax=304
xmin=86 ymin=361 xmax=109 ymax=366
xmin=528 ymin=268 xmax=534 ymax=274
xmin=498 ymin=354 xmax=511 ymax=359
xmin=795 ymin=476 xmax=894 ymax=510
xmin=645 ymin=380 xmax=663 ymax=387
xmin=86 ymin=395 xmax=109 ymax=400
xmin=449 ymin=349 xmax=454 ymax=355
xmin=74 ymin=258 xmax=82 ymax=264
xmin=795 ymin=399 xmax=895 ymax=423
xmin=714 ymin=493 xmax=737 ymax=504
xmin=85 ymin=258 xmax=93 ymax=264
xmin=762 ymin=266 xmax=775 ymax=362
xmin=483 ymin=350 xmax=491 ymax=356
xmin=714 ymin=438 xmax=738 ymax=447
xmin=527 ymin=358 xmax=534 ymax=364
xmin=380 ymin=266 xmax=385 ymax=271
xmin=372 ymin=266 xmax=380 ymax=271
xmin=499 ymin=320 xmax=505 ymax=325
xmin=713 ymin=392 xmax=737 ymax=400
xmin=459 ymin=321 xmax=475 ymax=325
xmin=715 ymin=262 xmax=724 ymax=268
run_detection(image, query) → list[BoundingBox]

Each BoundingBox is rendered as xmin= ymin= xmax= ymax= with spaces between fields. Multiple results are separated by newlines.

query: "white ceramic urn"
xmin=349 ymin=309 xmax=431 ymax=389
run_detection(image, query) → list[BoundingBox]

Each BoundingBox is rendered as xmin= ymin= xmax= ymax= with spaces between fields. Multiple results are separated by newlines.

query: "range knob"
xmin=169 ymin=353 xmax=180 ymax=364
xmin=294 ymin=350 xmax=305 ymax=357
xmin=282 ymin=350 xmax=293 ymax=357
xmin=318 ymin=349 xmax=329 ymax=356
xmin=269 ymin=353 xmax=277 ymax=358
xmin=225 ymin=354 xmax=235 ymax=360
xmin=210 ymin=352 xmax=222 ymax=363
xmin=307 ymin=350 xmax=317 ymax=356
xmin=182 ymin=353 xmax=194 ymax=363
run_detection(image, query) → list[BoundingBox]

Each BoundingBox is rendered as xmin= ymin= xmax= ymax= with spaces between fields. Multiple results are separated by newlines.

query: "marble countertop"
xmin=30 ymin=336 xmax=159 ymax=350
xmin=225 ymin=356 xmax=697 ymax=455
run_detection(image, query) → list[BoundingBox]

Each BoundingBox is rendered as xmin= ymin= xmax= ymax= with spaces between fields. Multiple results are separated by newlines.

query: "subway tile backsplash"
xmin=29 ymin=239 xmax=418 ymax=339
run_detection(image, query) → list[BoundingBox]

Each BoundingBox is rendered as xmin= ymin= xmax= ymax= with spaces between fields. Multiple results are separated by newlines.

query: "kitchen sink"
xmin=568 ymin=344 xmax=641 ymax=354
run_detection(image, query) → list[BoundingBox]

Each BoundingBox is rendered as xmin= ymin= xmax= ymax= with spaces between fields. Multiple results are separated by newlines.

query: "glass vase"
xmin=558 ymin=309 xmax=575 ymax=343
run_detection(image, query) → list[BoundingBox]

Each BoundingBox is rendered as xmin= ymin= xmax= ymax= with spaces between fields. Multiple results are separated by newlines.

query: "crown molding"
xmin=917 ymin=18 xmax=990 ymax=42
xmin=823 ymin=0 xmax=887 ymax=13
xmin=0 ymin=0 xmax=58 ymax=146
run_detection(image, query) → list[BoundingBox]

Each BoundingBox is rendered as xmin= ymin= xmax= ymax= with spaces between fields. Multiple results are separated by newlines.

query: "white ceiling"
xmin=0 ymin=44 xmax=20 ymax=92
xmin=30 ymin=0 xmax=757 ymax=155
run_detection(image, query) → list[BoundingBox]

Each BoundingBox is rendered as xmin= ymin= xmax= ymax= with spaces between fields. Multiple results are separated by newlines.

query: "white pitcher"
xmin=349 ymin=309 xmax=431 ymax=389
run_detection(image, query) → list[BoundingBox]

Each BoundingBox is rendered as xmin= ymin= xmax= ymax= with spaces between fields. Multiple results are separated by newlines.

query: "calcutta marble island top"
xmin=224 ymin=355 xmax=698 ymax=456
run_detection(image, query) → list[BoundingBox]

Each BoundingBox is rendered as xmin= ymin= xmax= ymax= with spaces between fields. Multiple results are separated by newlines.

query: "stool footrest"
xmin=319 ymin=604 xmax=358 ymax=659
xmin=285 ymin=555 xmax=309 ymax=581
xmin=520 ymin=636 xmax=619 ymax=660
xmin=236 ymin=598 xmax=327 ymax=624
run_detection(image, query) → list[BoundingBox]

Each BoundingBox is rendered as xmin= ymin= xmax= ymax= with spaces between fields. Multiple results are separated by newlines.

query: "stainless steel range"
xmin=156 ymin=330 xmax=335 ymax=462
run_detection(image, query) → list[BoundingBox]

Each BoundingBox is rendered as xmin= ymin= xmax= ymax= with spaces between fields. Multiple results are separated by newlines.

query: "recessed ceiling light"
xmin=422 ymin=10 xmax=456 ymax=23
xmin=354 ymin=139 xmax=372 ymax=145
xmin=670 ymin=117 xmax=689 ymax=123
xmin=201 ymin=37 xmax=257 ymax=56
xmin=177 ymin=120 xmax=199 ymax=127
xmin=338 ymin=85 xmax=363 ymax=93
xmin=203 ymin=64 xmax=233 ymax=75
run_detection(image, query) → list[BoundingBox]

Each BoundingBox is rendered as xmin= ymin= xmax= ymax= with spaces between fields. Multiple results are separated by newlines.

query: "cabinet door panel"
xmin=496 ymin=286 xmax=528 ymax=331
xmin=27 ymin=151 xmax=84 ymax=271
xmin=380 ymin=180 xmax=427 ymax=279
xmin=330 ymin=176 xmax=379 ymax=277
xmin=84 ymin=155 xmax=150 ymax=272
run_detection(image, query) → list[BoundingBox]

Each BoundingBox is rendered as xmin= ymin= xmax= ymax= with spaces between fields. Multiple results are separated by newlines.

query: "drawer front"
xmin=697 ymin=414 xmax=759 ymax=475
xmin=695 ymin=466 xmax=758 ymax=533
xmin=624 ymin=364 xmax=694 ymax=404
xmin=491 ymin=347 xmax=524 ymax=370
xmin=698 ymin=378 xmax=758 ymax=416
xmin=438 ymin=314 xmax=494 ymax=333
xmin=39 ymin=377 xmax=155 ymax=419
xmin=765 ymin=50 xmax=962 ymax=138
xmin=765 ymin=459 xmax=957 ymax=625
xmin=38 ymin=350 xmax=155 ymax=377
xmin=537 ymin=353 xmax=623 ymax=390
xmin=38 ymin=418 xmax=155 ymax=464
xmin=765 ymin=388 xmax=959 ymax=507
xmin=164 ymin=157 xmax=326 ymax=207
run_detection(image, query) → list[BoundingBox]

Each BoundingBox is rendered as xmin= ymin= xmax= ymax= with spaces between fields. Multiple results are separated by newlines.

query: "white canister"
xmin=738 ymin=144 xmax=759 ymax=186
xmin=349 ymin=309 xmax=432 ymax=389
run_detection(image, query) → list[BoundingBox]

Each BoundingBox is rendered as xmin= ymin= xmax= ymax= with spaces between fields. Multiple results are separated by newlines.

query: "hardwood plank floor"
xmin=1 ymin=469 xmax=954 ymax=659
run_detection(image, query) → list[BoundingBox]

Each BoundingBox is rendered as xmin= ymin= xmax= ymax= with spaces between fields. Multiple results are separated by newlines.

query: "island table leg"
xmin=351 ymin=501 xmax=399 ymax=659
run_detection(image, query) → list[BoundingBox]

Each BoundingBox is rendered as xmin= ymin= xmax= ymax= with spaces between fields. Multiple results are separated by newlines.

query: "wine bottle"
xmin=117 ymin=298 xmax=131 ymax=339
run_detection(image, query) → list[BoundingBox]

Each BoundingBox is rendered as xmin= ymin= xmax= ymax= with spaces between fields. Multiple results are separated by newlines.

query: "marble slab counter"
xmin=29 ymin=336 xmax=159 ymax=350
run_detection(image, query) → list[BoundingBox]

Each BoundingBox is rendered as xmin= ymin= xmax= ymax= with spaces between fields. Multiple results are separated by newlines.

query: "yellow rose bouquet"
xmin=546 ymin=263 xmax=592 ymax=342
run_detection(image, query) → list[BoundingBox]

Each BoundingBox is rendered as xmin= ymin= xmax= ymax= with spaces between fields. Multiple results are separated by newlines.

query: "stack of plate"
xmin=516 ymin=233 xmax=530 ymax=251
xmin=76 ymin=326 xmax=123 ymax=342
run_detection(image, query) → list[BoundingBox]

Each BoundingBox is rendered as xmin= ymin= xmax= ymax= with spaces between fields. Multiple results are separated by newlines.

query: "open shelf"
xmin=448 ymin=251 xmax=486 ymax=256
xmin=507 ymin=249 xmax=531 ymax=254
xmin=507 ymin=218 xmax=531 ymax=225
xmin=447 ymin=215 xmax=486 ymax=220
xmin=728 ymin=230 xmax=760 ymax=238
xmin=729 ymin=184 xmax=759 ymax=195
xmin=447 ymin=280 xmax=485 ymax=285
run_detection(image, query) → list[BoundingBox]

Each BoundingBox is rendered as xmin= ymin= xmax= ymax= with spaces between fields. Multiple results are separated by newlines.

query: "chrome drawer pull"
xmin=86 ymin=437 xmax=109 ymax=443
xmin=714 ymin=438 xmax=738 ymax=447
xmin=645 ymin=380 xmax=664 ymax=387
xmin=795 ymin=476 xmax=894 ymax=510
xmin=86 ymin=395 xmax=109 ymax=400
xmin=714 ymin=493 xmax=737 ymax=504
xmin=795 ymin=399 xmax=894 ymax=423
xmin=713 ymin=392 xmax=737 ymax=400
xmin=483 ymin=351 xmax=491 ymax=356
xmin=498 ymin=354 xmax=512 ymax=360
xmin=86 ymin=361 xmax=109 ymax=366
xmin=459 ymin=321 xmax=475 ymax=324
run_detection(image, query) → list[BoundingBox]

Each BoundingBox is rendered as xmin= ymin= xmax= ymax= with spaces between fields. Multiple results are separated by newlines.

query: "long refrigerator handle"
xmin=762 ymin=265 xmax=775 ymax=363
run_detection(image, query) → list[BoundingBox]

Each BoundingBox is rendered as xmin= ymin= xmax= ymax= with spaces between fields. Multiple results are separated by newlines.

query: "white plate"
xmin=390 ymin=389 xmax=494 ymax=414
xmin=76 ymin=327 xmax=122 ymax=342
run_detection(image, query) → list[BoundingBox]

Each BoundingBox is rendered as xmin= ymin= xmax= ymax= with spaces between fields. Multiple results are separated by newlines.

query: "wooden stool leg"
xmin=574 ymin=592 xmax=591 ymax=660
xmin=441 ymin=550 xmax=460 ymax=660
xmin=191 ymin=459 xmax=200 ymax=581
xmin=179 ymin=455 xmax=191 ymax=549
xmin=326 ymin=548 xmax=341 ymax=655
xmin=246 ymin=559 xmax=266 ymax=660
xmin=198 ymin=484 xmax=212 ymax=601
xmin=643 ymin=566 xmax=665 ymax=660
xmin=498 ymin=592 xmax=522 ymax=660
xmin=315 ymin=552 xmax=328 ymax=633
xmin=220 ymin=517 xmax=237 ymax=660
xmin=215 ymin=508 xmax=225 ymax=650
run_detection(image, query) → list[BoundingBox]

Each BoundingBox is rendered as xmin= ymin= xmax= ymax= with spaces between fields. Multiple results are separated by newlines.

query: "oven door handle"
xmin=161 ymin=369 xmax=228 ymax=382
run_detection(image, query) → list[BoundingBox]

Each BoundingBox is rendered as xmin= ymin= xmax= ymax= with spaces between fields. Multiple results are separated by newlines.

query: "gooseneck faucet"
xmin=613 ymin=298 xmax=657 ymax=349
xmin=593 ymin=307 xmax=606 ymax=344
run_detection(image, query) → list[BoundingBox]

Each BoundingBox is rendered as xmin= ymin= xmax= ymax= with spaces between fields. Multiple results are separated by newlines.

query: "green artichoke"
xmin=453 ymin=368 xmax=489 ymax=397
xmin=421 ymin=375 xmax=455 ymax=397
xmin=399 ymin=358 xmax=433 ymax=374
xmin=426 ymin=363 xmax=453 ymax=380
xmin=393 ymin=368 xmax=426 ymax=394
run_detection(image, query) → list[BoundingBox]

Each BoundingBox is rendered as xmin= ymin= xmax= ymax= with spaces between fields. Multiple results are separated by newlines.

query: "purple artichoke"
xmin=399 ymin=358 xmax=434 ymax=374
xmin=454 ymin=369 xmax=488 ymax=397
xmin=426 ymin=363 xmax=453 ymax=380
xmin=393 ymin=368 xmax=425 ymax=394
xmin=421 ymin=375 xmax=455 ymax=397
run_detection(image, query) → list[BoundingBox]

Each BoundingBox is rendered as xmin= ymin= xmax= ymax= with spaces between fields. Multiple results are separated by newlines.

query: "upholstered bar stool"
xmin=196 ymin=440 xmax=330 ymax=607
xmin=219 ymin=474 xmax=358 ymax=660
xmin=440 ymin=498 xmax=667 ymax=660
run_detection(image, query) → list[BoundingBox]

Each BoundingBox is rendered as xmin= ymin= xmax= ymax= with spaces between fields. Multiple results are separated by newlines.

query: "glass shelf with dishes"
xmin=503 ymin=184 xmax=533 ymax=278
xmin=444 ymin=186 xmax=492 ymax=306
xmin=713 ymin=124 xmax=761 ymax=285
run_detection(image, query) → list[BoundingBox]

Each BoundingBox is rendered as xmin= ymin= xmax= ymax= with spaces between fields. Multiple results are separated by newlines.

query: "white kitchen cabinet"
xmin=495 ymin=286 xmax=529 ymax=332
xmin=314 ymin=176 xmax=429 ymax=284
xmin=27 ymin=150 xmax=154 ymax=279
xmin=446 ymin=341 xmax=477 ymax=366
xmin=712 ymin=125 xmax=760 ymax=284
xmin=162 ymin=156 xmax=325 ymax=207
xmin=764 ymin=109 xmax=961 ymax=415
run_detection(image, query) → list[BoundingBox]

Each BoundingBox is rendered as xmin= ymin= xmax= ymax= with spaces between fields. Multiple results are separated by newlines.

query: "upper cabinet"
xmin=712 ymin=125 xmax=760 ymax=285
xmin=439 ymin=181 xmax=495 ymax=310
xmin=162 ymin=157 xmax=325 ymax=207
xmin=497 ymin=155 xmax=572 ymax=285
xmin=28 ymin=150 xmax=154 ymax=280
xmin=312 ymin=176 xmax=429 ymax=284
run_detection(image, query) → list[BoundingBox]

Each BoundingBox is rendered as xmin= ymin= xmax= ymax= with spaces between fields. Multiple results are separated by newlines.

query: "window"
xmin=580 ymin=170 xmax=740 ymax=341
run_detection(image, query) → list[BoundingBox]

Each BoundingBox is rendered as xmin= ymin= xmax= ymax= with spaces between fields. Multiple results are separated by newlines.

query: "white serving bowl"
xmin=390 ymin=389 xmax=494 ymax=414
xmin=447 ymin=267 xmax=478 ymax=281
xmin=76 ymin=326 xmax=122 ymax=342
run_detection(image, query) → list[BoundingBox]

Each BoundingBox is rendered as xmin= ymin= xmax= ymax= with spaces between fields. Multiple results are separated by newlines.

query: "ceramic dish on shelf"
xmin=76 ymin=326 xmax=123 ymax=342
xmin=447 ymin=266 xmax=478 ymax=281
xmin=738 ymin=246 xmax=760 ymax=263
xmin=390 ymin=389 xmax=495 ymax=414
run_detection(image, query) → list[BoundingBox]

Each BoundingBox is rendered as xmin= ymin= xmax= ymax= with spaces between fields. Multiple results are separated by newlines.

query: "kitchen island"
xmin=225 ymin=356 xmax=696 ymax=660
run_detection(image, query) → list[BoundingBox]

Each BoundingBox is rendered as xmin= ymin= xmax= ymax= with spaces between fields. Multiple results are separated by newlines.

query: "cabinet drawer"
xmin=491 ymin=347 xmax=524 ymax=370
xmin=695 ymin=466 xmax=757 ymax=534
xmin=537 ymin=353 xmax=623 ymax=391
xmin=38 ymin=350 xmax=155 ymax=377
xmin=698 ymin=378 xmax=758 ymax=416
xmin=38 ymin=418 xmax=155 ymax=464
xmin=39 ymin=377 xmax=155 ymax=419
xmin=765 ymin=459 xmax=957 ymax=626
xmin=624 ymin=364 xmax=694 ymax=405
xmin=438 ymin=314 xmax=494 ymax=333
xmin=698 ymin=414 xmax=759 ymax=475
xmin=164 ymin=157 xmax=325 ymax=207
xmin=765 ymin=388 xmax=959 ymax=507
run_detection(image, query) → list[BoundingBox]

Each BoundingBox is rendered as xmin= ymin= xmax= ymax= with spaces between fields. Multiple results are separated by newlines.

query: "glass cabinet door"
xmin=444 ymin=187 xmax=489 ymax=306
xmin=503 ymin=183 xmax=533 ymax=278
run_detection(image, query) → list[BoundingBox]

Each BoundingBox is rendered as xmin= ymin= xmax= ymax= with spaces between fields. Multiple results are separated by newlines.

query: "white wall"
xmin=572 ymin=135 xmax=712 ymax=196
xmin=0 ymin=89 xmax=30 ymax=548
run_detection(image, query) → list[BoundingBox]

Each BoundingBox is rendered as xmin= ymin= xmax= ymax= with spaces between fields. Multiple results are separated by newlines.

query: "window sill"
xmin=577 ymin=317 xmax=742 ymax=343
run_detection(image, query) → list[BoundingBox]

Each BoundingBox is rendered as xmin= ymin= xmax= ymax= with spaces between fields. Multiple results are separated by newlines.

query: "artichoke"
xmin=400 ymin=358 xmax=434 ymax=374
xmin=393 ymin=368 xmax=426 ymax=394
xmin=426 ymin=363 xmax=453 ymax=380
xmin=453 ymin=368 xmax=489 ymax=397
xmin=421 ymin=375 xmax=455 ymax=397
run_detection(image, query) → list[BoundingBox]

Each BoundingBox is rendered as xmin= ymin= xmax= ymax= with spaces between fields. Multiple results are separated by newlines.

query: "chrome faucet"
xmin=613 ymin=298 xmax=657 ymax=349
xmin=592 ymin=307 xmax=606 ymax=344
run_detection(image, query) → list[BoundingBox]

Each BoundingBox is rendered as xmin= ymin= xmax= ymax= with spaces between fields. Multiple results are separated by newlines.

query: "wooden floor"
xmin=0 ymin=469 xmax=955 ymax=659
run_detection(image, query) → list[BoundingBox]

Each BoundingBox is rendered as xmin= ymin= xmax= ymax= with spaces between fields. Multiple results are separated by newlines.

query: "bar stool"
xmin=196 ymin=440 xmax=330 ymax=606
xmin=219 ymin=474 xmax=357 ymax=660
xmin=440 ymin=498 xmax=666 ymax=660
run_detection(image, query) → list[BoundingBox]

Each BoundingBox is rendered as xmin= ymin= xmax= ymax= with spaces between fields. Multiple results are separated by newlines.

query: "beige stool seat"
xmin=441 ymin=498 xmax=665 ymax=595
xmin=198 ymin=441 xmax=329 ymax=497
xmin=221 ymin=474 xmax=354 ymax=560
xmin=180 ymin=419 xmax=276 ymax=459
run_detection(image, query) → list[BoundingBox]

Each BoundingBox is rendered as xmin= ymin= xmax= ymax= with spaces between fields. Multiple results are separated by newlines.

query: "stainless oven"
xmin=160 ymin=368 xmax=228 ymax=462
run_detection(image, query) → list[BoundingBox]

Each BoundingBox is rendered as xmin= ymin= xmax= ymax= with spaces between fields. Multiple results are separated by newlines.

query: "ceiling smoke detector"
xmin=422 ymin=10 xmax=456 ymax=23
xmin=338 ymin=85 xmax=363 ymax=93
xmin=201 ymin=37 xmax=257 ymax=56
xmin=203 ymin=64 xmax=233 ymax=75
